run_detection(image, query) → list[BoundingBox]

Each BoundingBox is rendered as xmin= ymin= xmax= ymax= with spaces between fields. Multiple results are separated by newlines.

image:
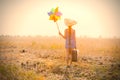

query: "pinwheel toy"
xmin=48 ymin=7 xmax=62 ymax=32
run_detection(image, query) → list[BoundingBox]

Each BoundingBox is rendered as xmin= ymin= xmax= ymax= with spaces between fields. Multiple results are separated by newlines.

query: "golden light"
xmin=0 ymin=0 xmax=119 ymax=38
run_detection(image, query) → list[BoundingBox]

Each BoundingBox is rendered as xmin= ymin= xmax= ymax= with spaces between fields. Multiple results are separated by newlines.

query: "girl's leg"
xmin=69 ymin=49 xmax=72 ymax=66
xmin=66 ymin=48 xmax=72 ymax=66
xmin=69 ymin=54 xmax=72 ymax=66
xmin=66 ymin=49 xmax=69 ymax=66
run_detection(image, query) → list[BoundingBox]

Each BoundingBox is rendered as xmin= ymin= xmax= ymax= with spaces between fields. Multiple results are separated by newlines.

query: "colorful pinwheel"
xmin=48 ymin=7 xmax=62 ymax=32
xmin=48 ymin=7 xmax=62 ymax=22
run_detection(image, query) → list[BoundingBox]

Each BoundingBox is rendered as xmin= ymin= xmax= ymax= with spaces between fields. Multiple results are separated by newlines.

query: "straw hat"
xmin=64 ymin=18 xmax=77 ymax=27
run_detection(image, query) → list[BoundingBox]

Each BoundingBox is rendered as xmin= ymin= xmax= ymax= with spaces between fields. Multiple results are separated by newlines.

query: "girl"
xmin=59 ymin=18 xmax=77 ymax=67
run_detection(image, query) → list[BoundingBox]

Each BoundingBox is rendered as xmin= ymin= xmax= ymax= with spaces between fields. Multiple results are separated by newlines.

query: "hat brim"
xmin=64 ymin=18 xmax=77 ymax=26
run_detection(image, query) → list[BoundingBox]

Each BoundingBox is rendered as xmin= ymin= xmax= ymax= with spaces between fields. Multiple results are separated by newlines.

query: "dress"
xmin=65 ymin=28 xmax=76 ymax=49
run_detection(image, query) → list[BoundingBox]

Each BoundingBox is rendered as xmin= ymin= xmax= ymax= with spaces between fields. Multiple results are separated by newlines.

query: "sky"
xmin=0 ymin=0 xmax=120 ymax=38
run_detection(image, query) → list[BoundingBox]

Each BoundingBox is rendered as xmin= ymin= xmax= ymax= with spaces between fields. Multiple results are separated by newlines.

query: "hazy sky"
xmin=0 ymin=0 xmax=120 ymax=38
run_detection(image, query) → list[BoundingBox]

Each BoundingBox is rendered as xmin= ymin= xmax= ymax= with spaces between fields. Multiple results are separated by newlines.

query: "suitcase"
xmin=72 ymin=49 xmax=77 ymax=62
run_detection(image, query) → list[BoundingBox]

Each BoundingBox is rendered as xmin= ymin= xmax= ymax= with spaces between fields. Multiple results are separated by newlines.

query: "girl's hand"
xmin=59 ymin=32 xmax=65 ymax=39
xmin=59 ymin=32 xmax=62 ymax=35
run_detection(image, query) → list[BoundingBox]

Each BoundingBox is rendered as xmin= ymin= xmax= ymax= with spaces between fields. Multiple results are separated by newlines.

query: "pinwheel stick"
xmin=56 ymin=22 xmax=60 ymax=32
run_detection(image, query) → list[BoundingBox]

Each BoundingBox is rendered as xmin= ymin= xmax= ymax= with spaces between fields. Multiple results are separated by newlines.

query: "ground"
xmin=0 ymin=36 xmax=120 ymax=80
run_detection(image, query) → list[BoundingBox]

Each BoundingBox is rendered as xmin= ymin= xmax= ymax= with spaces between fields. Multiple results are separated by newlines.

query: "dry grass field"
xmin=0 ymin=36 xmax=120 ymax=80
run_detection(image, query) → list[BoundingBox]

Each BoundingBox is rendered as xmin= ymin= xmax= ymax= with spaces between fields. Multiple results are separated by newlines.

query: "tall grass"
xmin=0 ymin=64 xmax=44 ymax=80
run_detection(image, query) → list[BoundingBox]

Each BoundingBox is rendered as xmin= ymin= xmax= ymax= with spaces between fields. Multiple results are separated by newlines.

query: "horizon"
xmin=0 ymin=34 xmax=120 ymax=39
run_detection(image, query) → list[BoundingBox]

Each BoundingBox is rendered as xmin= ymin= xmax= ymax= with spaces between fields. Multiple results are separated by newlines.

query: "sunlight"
xmin=0 ymin=0 xmax=119 ymax=38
